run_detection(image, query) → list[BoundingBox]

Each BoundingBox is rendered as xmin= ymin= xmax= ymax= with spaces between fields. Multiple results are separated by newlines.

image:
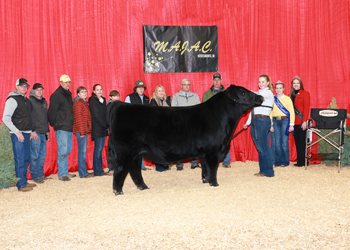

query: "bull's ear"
xmin=226 ymin=86 xmax=240 ymax=102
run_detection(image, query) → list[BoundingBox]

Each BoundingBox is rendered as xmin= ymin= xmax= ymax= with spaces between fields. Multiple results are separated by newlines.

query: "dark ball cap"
xmin=33 ymin=83 xmax=44 ymax=90
xmin=213 ymin=73 xmax=222 ymax=80
xmin=16 ymin=78 xmax=29 ymax=87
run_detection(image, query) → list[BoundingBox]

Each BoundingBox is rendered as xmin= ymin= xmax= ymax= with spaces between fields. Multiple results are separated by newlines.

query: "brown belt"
xmin=273 ymin=116 xmax=288 ymax=120
xmin=255 ymin=115 xmax=269 ymax=117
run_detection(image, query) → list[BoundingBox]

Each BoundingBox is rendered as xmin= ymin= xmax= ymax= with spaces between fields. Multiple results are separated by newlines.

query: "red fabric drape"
xmin=1 ymin=0 xmax=349 ymax=176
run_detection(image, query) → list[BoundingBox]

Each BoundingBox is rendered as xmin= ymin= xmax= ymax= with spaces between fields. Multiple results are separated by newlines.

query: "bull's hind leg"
xmin=113 ymin=164 xmax=129 ymax=195
xmin=129 ymin=157 xmax=149 ymax=191
xmin=200 ymin=158 xmax=209 ymax=183
xmin=202 ymin=156 xmax=220 ymax=186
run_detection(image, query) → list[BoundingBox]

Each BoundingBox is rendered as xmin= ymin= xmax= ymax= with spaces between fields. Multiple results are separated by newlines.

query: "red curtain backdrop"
xmin=1 ymin=0 xmax=349 ymax=176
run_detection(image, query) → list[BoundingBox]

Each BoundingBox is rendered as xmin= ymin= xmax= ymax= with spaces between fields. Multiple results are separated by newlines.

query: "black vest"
xmin=129 ymin=92 xmax=150 ymax=105
xmin=7 ymin=95 xmax=32 ymax=131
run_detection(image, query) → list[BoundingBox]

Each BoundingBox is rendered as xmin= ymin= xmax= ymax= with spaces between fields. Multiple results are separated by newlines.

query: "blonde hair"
xmin=259 ymin=75 xmax=273 ymax=91
xmin=151 ymin=85 xmax=168 ymax=100
xmin=275 ymin=81 xmax=285 ymax=89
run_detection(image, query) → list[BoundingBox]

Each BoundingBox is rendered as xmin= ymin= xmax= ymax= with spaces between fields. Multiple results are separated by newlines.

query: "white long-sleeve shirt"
xmin=245 ymin=87 xmax=274 ymax=126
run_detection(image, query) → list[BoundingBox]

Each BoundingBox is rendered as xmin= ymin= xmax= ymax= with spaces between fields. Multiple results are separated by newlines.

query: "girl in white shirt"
xmin=244 ymin=75 xmax=275 ymax=177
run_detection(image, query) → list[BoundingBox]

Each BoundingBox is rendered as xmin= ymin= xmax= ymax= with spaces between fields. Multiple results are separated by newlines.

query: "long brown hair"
xmin=259 ymin=75 xmax=273 ymax=91
xmin=289 ymin=76 xmax=304 ymax=98
xmin=91 ymin=84 xmax=102 ymax=97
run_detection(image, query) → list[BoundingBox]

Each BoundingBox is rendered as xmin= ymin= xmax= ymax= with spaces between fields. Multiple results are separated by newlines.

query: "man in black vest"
xmin=2 ymin=78 xmax=37 ymax=192
xmin=125 ymin=80 xmax=150 ymax=170
xmin=29 ymin=83 xmax=50 ymax=183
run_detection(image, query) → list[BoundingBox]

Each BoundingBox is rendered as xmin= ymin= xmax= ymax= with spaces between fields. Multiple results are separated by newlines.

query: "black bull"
xmin=108 ymin=85 xmax=263 ymax=195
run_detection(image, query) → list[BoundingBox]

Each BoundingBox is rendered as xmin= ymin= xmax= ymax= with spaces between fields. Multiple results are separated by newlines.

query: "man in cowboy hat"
xmin=124 ymin=80 xmax=150 ymax=105
xmin=125 ymin=80 xmax=150 ymax=170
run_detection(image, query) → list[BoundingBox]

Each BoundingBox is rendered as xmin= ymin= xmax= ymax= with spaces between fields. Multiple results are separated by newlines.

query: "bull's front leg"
xmin=129 ymin=157 xmax=149 ymax=191
xmin=113 ymin=164 xmax=129 ymax=195
xmin=202 ymin=155 xmax=220 ymax=186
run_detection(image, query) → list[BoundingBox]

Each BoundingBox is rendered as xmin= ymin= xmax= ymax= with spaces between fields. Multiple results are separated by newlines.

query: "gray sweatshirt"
xmin=2 ymin=91 xmax=32 ymax=134
xmin=171 ymin=90 xmax=200 ymax=107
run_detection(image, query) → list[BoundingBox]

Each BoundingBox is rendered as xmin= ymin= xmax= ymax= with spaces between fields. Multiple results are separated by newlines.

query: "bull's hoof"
xmin=202 ymin=178 xmax=209 ymax=183
xmin=209 ymin=182 xmax=219 ymax=187
xmin=114 ymin=190 xmax=124 ymax=196
xmin=137 ymin=185 xmax=149 ymax=190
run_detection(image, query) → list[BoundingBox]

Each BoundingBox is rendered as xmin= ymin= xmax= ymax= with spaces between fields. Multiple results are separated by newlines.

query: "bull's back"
xmin=111 ymin=102 xmax=227 ymax=146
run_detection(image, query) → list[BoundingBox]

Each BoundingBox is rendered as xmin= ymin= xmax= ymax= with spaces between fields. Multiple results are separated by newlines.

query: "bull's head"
xmin=226 ymin=85 xmax=264 ymax=108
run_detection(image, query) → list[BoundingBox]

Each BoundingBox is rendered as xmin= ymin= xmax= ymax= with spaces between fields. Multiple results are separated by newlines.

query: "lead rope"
xmin=251 ymin=108 xmax=258 ymax=140
xmin=251 ymin=93 xmax=258 ymax=140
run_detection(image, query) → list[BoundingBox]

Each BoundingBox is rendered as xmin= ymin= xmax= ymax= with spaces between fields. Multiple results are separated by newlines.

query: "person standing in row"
xmin=150 ymin=85 xmax=172 ymax=172
xmin=2 ymin=78 xmax=37 ymax=191
xmin=48 ymin=75 xmax=76 ymax=181
xmin=270 ymin=81 xmax=295 ymax=167
xmin=29 ymin=83 xmax=50 ymax=183
xmin=106 ymin=90 xmax=120 ymax=174
xmin=244 ymin=75 xmax=274 ymax=177
xmin=125 ymin=80 xmax=150 ymax=170
xmin=89 ymin=84 xmax=110 ymax=176
xmin=289 ymin=76 xmax=310 ymax=167
xmin=106 ymin=90 xmax=120 ymax=126
xmin=171 ymin=79 xmax=201 ymax=171
xmin=73 ymin=86 xmax=93 ymax=178
xmin=202 ymin=73 xmax=231 ymax=168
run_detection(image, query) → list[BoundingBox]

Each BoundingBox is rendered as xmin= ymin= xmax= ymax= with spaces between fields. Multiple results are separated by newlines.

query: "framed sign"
xmin=143 ymin=25 xmax=218 ymax=73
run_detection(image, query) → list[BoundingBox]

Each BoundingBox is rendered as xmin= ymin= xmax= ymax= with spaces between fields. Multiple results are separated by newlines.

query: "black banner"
xmin=143 ymin=25 xmax=218 ymax=73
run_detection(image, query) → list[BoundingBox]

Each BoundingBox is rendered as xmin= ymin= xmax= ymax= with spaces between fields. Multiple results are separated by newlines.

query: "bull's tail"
xmin=107 ymin=101 xmax=119 ymax=171
xmin=107 ymin=136 xmax=117 ymax=171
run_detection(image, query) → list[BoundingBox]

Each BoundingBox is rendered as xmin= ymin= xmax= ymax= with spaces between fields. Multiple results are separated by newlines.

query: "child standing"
xmin=270 ymin=81 xmax=295 ymax=167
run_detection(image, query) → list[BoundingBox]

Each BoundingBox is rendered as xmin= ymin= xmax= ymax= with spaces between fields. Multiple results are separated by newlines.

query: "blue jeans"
xmin=56 ymin=130 xmax=72 ymax=178
xmin=273 ymin=118 xmax=290 ymax=166
xmin=155 ymin=164 xmax=169 ymax=171
xmin=30 ymin=132 xmax=46 ymax=180
xmin=11 ymin=133 xmax=30 ymax=189
xmin=75 ymin=133 xmax=89 ymax=177
xmin=269 ymin=131 xmax=275 ymax=165
xmin=141 ymin=158 xmax=145 ymax=169
xmin=251 ymin=117 xmax=274 ymax=177
xmin=222 ymin=151 xmax=231 ymax=165
xmin=176 ymin=159 xmax=198 ymax=168
xmin=93 ymin=136 xmax=106 ymax=176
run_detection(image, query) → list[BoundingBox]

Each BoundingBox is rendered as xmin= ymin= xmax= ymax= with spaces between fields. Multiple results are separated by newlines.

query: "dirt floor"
xmin=1 ymin=161 xmax=350 ymax=250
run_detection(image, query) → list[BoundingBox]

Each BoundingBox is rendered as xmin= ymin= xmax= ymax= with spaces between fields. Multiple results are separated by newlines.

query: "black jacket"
xmin=29 ymin=92 xmax=49 ymax=134
xmin=48 ymin=86 xmax=74 ymax=131
xmin=89 ymin=96 xmax=109 ymax=140
xmin=150 ymin=96 xmax=172 ymax=107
